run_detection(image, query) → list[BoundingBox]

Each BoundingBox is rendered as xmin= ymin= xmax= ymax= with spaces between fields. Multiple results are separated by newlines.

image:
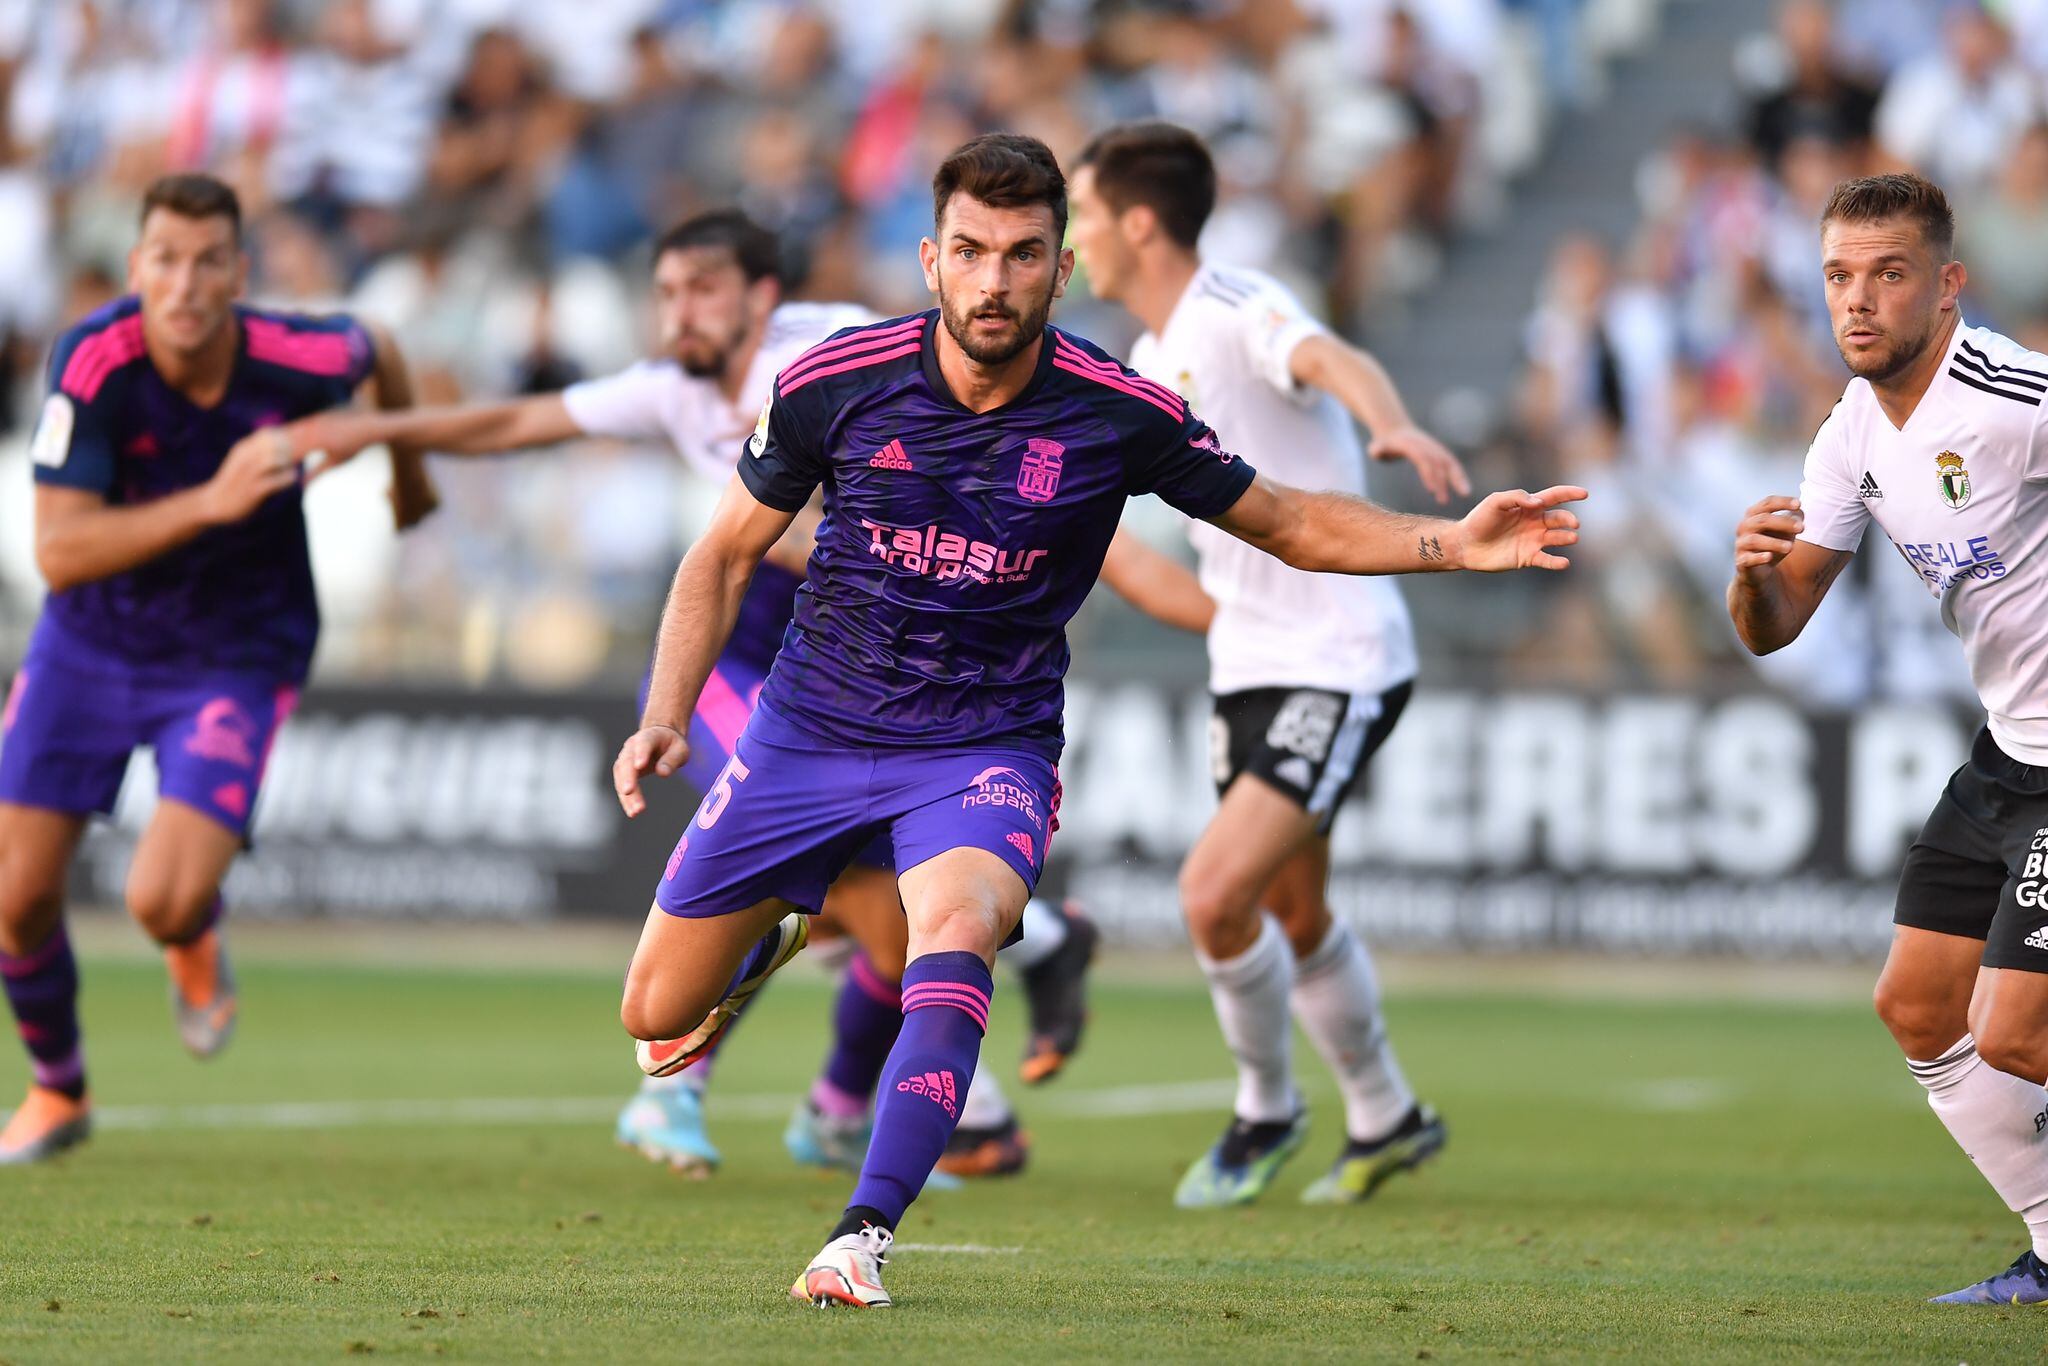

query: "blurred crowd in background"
xmin=0 ymin=0 xmax=2032 ymax=704
xmin=1514 ymin=0 xmax=2048 ymax=703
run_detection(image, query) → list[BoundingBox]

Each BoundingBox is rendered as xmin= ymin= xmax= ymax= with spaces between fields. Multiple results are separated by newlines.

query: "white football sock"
xmin=640 ymin=1070 xmax=705 ymax=1097
xmin=1291 ymin=920 xmax=1416 ymax=1143
xmin=959 ymin=1065 xmax=1013 ymax=1129
xmin=1195 ymin=913 xmax=1298 ymax=1123
xmin=1910 ymin=1034 xmax=2048 ymax=1258
xmin=1002 ymin=898 xmax=1069 ymax=972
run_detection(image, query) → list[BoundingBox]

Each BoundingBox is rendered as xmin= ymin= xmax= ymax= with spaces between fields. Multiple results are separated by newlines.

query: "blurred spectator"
xmin=1742 ymin=0 xmax=1880 ymax=172
xmin=1873 ymin=5 xmax=2040 ymax=197
xmin=165 ymin=0 xmax=291 ymax=219
xmin=1959 ymin=122 xmax=2048 ymax=345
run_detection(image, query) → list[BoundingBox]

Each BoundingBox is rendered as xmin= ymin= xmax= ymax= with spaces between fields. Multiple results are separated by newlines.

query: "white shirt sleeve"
xmin=1796 ymin=403 xmax=1869 ymax=552
xmin=560 ymin=362 xmax=674 ymax=443
xmin=1235 ymin=280 xmax=1329 ymax=404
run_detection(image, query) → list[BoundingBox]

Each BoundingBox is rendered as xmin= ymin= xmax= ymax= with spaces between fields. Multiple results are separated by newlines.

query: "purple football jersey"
xmin=28 ymin=297 xmax=376 ymax=682
xmin=738 ymin=310 xmax=1256 ymax=758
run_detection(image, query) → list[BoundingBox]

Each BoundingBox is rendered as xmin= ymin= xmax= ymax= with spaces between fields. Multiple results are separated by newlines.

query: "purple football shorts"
xmin=0 ymin=646 xmax=296 ymax=837
xmin=653 ymin=696 xmax=1059 ymax=919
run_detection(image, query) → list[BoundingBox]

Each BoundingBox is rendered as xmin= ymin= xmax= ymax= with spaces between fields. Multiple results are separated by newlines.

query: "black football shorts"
xmin=1895 ymin=726 xmax=2048 ymax=973
xmin=1209 ymin=681 xmax=1411 ymax=834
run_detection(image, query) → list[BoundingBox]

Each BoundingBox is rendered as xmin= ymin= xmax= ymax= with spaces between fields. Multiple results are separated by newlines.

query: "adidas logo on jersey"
xmin=868 ymin=440 xmax=914 ymax=471
xmin=1274 ymin=755 xmax=1315 ymax=789
xmin=1859 ymin=472 xmax=1883 ymax=500
xmin=2026 ymin=927 xmax=2048 ymax=953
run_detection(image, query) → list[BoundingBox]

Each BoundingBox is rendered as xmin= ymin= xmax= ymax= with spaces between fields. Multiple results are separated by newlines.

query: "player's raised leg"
xmin=794 ymin=846 xmax=1026 ymax=1309
xmin=620 ymin=894 xmax=805 ymax=1071
xmin=1267 ymin=838 xmax=1444 ymax=1205
xmin=0 ymin=804 xmax=91 ymax=1163
xmin=126 ymin=799 xmax=244 ymax=1058
xmin=1174 ymin=775 xmax=1317 ymax=1208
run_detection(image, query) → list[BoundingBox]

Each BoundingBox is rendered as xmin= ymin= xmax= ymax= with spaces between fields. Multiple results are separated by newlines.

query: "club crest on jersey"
xmin=1017 ymin=438 xmax=1064 ymax=503
xmin=1936 ymin=450 xmax=1971 ymax=509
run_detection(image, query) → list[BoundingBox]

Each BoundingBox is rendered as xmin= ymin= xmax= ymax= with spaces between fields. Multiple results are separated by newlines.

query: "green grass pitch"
xmin=0 ymin=941 xmax=2041 ymax=1362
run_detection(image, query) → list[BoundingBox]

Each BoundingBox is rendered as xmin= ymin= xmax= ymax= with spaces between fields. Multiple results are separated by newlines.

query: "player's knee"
xmin=1872 ymin=975 xmax=1965 ymax=1058
xmin=0 ymin=875 xmax=63 ymax=958
xmin=905 ymin=901 xmax=1000 ymax=963
xmin=1178 ymin=867 xmax=1256 ymax=952
xmin=1976 ymin=1028 xmax=2048 ymax=1085
xmin=1266 ymin=894 xmax=1329 ymax=959
xmin=124 ymin=878 xmax=215 ymax=945
xmin=618 ymin=983 xmax=677 ymax=1042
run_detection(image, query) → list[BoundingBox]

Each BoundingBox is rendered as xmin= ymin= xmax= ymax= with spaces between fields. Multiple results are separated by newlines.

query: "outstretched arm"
xmin=1289 ymin=334 xmax=1470 ymax=504
xmin=1726 ymin=495 xmax=1854 ymax=654
xmin=1098 ymin=526 xmax=1214 ymax=634
xmin=360 ymin=325 xmax=440 ymax=529
xmin=291 ymin=392 xmax=584 ymax=478
xmin=613 ymin=475 xmax=798 ymax=817
xmin=1209 ymin=473 xmax=1585 ymax=575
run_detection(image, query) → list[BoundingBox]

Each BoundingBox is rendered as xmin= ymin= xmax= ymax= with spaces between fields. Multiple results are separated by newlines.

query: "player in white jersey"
xmin=1071 ymin=123 xmax=1463 ymax=1207
xmin=278 ymin=210 xmax=1087 ymax=1180
xmin=1730 ymin=173 xmax=2048 ymax=1306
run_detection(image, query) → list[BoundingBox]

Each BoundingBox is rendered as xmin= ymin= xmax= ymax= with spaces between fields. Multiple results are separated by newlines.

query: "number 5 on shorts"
xmin=697 ymin=756 xmax=751 ymax=829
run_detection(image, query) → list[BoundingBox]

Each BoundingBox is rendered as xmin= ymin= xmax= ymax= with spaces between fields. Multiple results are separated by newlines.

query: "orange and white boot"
xmin=165 ymin=928 xmax=237 ymax=1059
xmin=0 ymin=1086 xmax=90 ymax=1164
xmin=790 ymin=1223 xmax=893 ymax=1308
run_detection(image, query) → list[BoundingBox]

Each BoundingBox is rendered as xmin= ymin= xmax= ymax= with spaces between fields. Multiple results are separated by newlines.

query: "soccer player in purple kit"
xmin=272 ymin=209 xmax=1096 ymax=1180
xmin=0 ymin=173 xmax=436 ymax=1163
xmin=609 ymin=133 xmax=1585 ymax=1309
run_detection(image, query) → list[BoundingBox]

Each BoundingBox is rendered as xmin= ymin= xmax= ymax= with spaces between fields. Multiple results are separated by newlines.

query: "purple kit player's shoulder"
xmin=233 ymin=303 xmax=376 ymax=393
xmin=773 ymin=310 xmax=932 ymax=403
xmin=1041 ymin=324 xmax=1189 ymax=427
xmin=46 ymin=295 xmax=146 ymax=407
xmin=1044 ymin=324 xmax=1257 ymax=515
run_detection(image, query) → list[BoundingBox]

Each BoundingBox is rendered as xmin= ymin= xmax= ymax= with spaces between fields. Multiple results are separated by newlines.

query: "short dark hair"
xmin=931 ymin=133 xmax=1068 ymax=241
xmin=1074 ymin=121 xmax=1215 ymax=249
xmin=653 ymin=209 xmax=784 ymax=285
xmin=139 ymin=173 xmax=242 ymax=239
xmin=1821 ymin=173 xmax=1955 ymax=259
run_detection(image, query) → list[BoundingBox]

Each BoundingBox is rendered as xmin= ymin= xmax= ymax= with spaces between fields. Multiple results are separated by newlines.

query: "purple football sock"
xmin=1 ymin=924 xmax=84 ymax=1100
xmin=845 ymin=950 xmax=991 ymax=1225
xmin=724 ymin=920 xmax=788 ymax=996
xmin=812 ymin=951 xmax=904 ymax=1117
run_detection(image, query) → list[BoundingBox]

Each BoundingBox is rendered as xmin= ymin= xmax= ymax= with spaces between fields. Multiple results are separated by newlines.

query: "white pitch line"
xmin=94 ymin=1078 xmax=1239 ymax=1134
xmin=891 ymin=1243 xmax=1022 ymax=1255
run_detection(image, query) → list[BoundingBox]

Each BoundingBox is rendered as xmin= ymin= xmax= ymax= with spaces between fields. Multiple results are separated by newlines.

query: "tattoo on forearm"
xmin=1418 ymin=535 xmax=1444 ymax=562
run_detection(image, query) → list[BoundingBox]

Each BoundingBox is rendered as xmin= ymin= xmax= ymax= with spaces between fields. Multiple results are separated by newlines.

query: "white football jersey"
xmin=560 ymin=301 xmax=874 ymax=481
xmin=1799 ymin=319 xmax=2048 ymax=762
xmin=1129 ymin=262 xmax=1417 ymax=696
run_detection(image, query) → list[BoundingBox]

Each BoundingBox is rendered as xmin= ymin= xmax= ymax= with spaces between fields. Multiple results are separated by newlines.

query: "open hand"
xmin=1455 ymin=485 xmax=1588 ymax=571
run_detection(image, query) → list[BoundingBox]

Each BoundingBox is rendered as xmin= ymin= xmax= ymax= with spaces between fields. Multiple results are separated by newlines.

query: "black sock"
xmin=830 ymin=1205 xmax=893 ymax=1242
xmin=1347 ymin=1104 xmax=1426 ymax=1154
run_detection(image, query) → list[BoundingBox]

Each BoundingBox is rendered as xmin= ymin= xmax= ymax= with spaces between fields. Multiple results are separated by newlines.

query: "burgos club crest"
xmin=1936 ymin=449 xmax=1971 ymax=509
xmin=1017 ymin=438 xmax=1064 ymax=503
